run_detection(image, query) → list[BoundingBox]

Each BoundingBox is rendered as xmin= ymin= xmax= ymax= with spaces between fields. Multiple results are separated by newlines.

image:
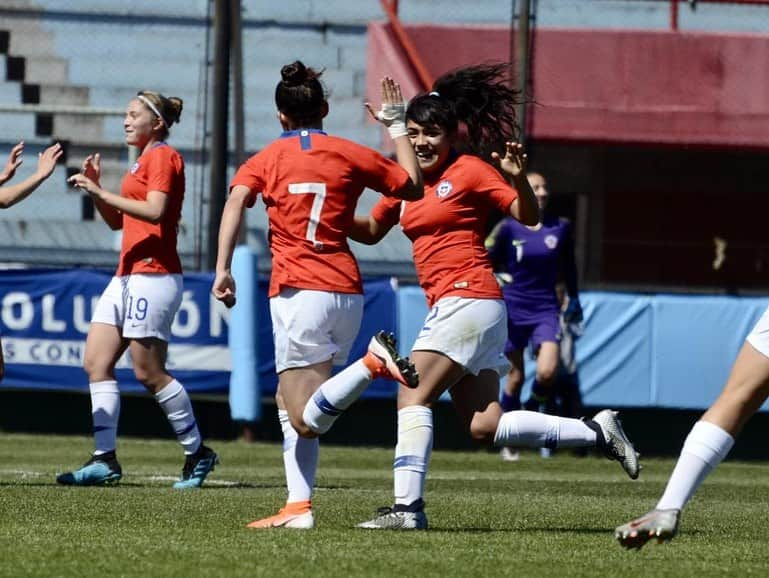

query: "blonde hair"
xmin=136 ymin=90 xmax=183 ymax=138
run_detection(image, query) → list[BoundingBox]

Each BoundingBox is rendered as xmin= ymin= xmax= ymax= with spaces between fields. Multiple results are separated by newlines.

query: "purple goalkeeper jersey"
xmin=486 ymin=214 xmax=578 ymax=324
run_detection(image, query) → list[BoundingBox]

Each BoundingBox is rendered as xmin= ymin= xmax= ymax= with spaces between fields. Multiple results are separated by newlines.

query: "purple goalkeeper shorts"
xmin=505 ymin=312 xmax=562 ymax=355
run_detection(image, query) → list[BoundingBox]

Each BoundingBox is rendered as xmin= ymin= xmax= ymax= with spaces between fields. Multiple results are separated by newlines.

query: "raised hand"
xmin=1 ymin=141 xmax=25 ymax=183
xmin=491 ymin=141 xmax=528 ymax=179
xmin=365 ymin=76 xmax=407 ymax=138
xmin=35 ymin=143 xmax=63 ymax=180
xmin=82 ymin=153 xmax=101 ymax=185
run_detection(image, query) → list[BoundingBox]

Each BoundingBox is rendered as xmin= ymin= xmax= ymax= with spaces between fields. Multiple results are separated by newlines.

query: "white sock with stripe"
xmin=302 ymin=360 xmax=372 ymax=435
xmin=394 ymin=405 xmax=433 ymax=508
xmin=90 ymin=380 xmax=120 ymax=455
xmin=280 ymin=409 xmax=319 ymax=503
xmin=154 ymin=379 xmax=201 ymax=455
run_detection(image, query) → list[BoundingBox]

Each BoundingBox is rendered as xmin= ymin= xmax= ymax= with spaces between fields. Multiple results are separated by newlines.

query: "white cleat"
xmin=357 ymin=507 xmax=428 ymax=530
xmin=615 ymin=509 xmax=680 ymax=549
xmin=500 ymin=447 xmax=520 ymax=462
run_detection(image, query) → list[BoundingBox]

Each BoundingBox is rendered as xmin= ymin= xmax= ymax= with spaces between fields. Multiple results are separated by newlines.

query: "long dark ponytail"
xmin=406 ymin=62 xmax=525 ymax=162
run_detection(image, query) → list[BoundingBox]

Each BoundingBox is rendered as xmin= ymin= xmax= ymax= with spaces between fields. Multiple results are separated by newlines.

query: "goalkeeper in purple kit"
xmin=486 ymin=171 xmax=583 ymax=459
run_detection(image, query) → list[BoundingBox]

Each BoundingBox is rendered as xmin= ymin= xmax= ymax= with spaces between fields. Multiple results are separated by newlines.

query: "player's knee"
xmin=468 ymin=416 xmax=497 ymax=445
xmin=83 ymin=355 xmax=110 ymax=381
xmin=132 ymin=365 xmax=166 ymax=390
xmin=536 ymin=367 xmax=557 ymax=385
xmin=290 ymin=414 xmax=318 ymax=439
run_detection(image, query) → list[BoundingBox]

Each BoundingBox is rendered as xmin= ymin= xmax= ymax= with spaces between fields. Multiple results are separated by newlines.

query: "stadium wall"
xmin=367 ymin=22 xmax=769 ymax=149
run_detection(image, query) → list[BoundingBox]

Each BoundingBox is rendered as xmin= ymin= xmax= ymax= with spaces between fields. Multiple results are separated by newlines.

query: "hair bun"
xmin=281 ymin=61 xmax=308 ymax=87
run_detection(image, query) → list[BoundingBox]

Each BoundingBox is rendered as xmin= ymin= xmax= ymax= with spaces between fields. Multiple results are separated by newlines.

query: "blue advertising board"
xmin=0 ymin=269 xmax=231 ymax=393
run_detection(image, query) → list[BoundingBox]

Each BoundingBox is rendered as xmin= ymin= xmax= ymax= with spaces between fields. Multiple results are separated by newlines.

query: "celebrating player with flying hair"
xmin=212 ymin=61 xmax=423 ymax=529
xmin=59 ymin=90 xmax=218 ymax=489
xmin=352 ymin=63 xmax=640 ymax=530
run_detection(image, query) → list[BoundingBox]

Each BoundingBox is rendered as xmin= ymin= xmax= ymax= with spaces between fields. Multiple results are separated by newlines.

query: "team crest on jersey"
xmin=436 ymin=180 xmax=453 ymax=198
xmin=544 ymin=234 xmax=558 ymax=249
xmin=130 ymin=161 xmax=140 ymax=174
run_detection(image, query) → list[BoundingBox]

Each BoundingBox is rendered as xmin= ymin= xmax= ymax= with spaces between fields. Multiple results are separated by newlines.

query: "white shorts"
xmin=91 ymin=274 xmax=183 ymax=342
xmin=746 ymin=305 xmax=769 ymax=359
xmin=412 ymin=296 xmax=511 ymax=377
xmin=270 ymin=288 xmax=364 ymax=373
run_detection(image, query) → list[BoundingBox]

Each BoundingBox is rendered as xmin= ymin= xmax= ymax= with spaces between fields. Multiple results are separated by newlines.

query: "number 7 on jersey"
xmin=288 ymin=182 xmax=327 ymax=250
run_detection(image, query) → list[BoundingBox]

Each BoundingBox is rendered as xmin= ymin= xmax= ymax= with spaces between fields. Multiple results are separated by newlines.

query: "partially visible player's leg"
xmin=616 ymin=339 xmax=769 ymax=549
xmin=304 ymin=332 xmax=417 ymax=435
xmin=359 ymin=351 xmax=462 ymax=531
xmin=248 ymin=365 xmax=325 ymax=528
xmin=57 ymin=321 xmax=127 ymax=486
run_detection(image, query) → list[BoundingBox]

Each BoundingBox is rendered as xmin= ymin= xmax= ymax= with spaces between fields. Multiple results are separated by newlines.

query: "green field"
xmin=2 ymin=433 xmax=769 ymax=577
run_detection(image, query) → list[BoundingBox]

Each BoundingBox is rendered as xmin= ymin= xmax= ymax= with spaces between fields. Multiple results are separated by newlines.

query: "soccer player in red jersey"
xmin=60 ymin=91 xmax=218 ymax=489
xmin=352 ymin=64 xmax=640 ymax=530
xmin=213 ymin=62 xmax=423 ymax=528
xmin=0 ymin=140 xmax=62 ymax=381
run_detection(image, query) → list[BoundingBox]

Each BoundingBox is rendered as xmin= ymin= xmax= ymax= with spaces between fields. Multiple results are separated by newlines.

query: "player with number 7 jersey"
xmin=213 ymin=61 xmax=422 ymax=529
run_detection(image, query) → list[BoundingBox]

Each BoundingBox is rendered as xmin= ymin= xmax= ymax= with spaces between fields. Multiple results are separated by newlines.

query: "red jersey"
xmin=231 ymin=129 xmax=410 ymax=297
xmin=117 ymin=143 xmax=184 ymax=276
xmin=372 ymin=154 xmax=518 ymax=307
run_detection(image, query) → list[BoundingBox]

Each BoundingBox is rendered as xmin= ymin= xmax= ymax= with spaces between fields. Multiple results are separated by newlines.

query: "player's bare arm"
xmin=492 ymin=141 xmax=538 ymax=226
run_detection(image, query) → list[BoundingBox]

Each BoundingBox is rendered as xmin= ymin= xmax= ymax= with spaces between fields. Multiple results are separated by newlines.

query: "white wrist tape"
xmin=376 ymin=102 xmax=407 ymax=139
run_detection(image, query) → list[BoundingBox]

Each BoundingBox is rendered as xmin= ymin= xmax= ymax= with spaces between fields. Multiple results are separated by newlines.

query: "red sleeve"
xmin=470 ymin=159 xmax=519 ymax=212
xmin=353 ymin=146 xmax=410 ymax=198
xmin=145 ymin=147 xmax=178 ymax=194
xmin=370 ymin=195 xmax=402 ymax=229
xmin=230 ymin=153 xmax=265 ymax=208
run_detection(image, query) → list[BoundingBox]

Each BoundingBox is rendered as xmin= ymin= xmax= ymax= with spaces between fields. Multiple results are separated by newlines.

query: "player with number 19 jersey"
xmin=117 ymin=143 xmax=184 ymax=276
xmin=231 ymin=129 xmax=410 ymax=297
xmin=370 ymin=154 xmax=518 ymax=306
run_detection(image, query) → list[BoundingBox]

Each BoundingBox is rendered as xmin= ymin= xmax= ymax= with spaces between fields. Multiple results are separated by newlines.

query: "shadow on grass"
xmin=429 ymin=525 xmax=703 ymax=537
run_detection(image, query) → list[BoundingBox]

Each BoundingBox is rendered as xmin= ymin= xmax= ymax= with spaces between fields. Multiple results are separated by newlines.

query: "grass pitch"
xmin=2 ymin=433 xmax=769 ymax=577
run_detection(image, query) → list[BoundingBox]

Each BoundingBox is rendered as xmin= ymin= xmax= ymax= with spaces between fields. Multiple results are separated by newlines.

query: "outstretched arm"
xmin=0 ymin=142 xmax=62 ymax=209
xmin=491 ymin=141 xmax=539 ymax=226
xmin=366 ymin=76 xmax=423 ymax=201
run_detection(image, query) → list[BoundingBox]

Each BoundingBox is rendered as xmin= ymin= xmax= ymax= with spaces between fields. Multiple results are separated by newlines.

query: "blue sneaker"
xmin=57 ymin=452 xmax=122 ymax=486
xmin=173 ymin=445 xmax=218 ymax=489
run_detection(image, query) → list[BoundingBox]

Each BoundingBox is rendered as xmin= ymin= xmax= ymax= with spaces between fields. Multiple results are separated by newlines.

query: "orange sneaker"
xmin=363 ymin=331 xmax=419 ymax=388
xmin=246 ymin=500 xmax=314 ymax=529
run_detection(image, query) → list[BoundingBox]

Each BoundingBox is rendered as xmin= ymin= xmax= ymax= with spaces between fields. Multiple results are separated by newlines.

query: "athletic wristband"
xmin=387 ymin=120 xmax=408 ymax=139
xmin=375 ymin=102 xmax=407 ymax=139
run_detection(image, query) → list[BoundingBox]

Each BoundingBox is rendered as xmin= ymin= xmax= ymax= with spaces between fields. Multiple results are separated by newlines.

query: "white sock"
xmin=154 ymin=379 xmax=201 ymax=455
xmin=493 ymin=410 xmax=597 ymax=449
xmin=394 ymin=406 xmax=433 ymax=507
xmin=302 ymin=360 xmax=372 ymax=435
xmin=656 ymin=420 xmax=735 ymax=511
xmin=280 ymin=409 xmax=319 ymax=503
xmin=90 ymin=380 xmax=120 ymax=455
